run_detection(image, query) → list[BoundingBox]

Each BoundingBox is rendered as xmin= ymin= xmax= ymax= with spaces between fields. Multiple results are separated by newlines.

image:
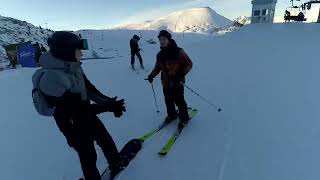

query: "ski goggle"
xmin=77 ymin=39 xmax=89 ymax=50
xmin=48 ymin=38 xmax=89 ymax=50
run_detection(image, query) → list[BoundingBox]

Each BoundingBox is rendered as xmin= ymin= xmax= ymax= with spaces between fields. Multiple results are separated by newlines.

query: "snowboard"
xmin=101 ymin=139 xmax=142 ymax=180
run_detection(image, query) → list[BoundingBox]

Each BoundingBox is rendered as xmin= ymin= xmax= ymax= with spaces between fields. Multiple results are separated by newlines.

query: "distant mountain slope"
xmin=115 ymin=7 xmax=233 ymax=33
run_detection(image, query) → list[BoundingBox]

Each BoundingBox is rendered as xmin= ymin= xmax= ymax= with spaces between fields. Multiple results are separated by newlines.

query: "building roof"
xmin=251 ymin=0 xmax=277 ymax=5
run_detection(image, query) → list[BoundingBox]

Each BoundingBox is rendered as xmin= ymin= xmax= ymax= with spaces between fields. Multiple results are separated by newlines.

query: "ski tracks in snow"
xmin=218 ymin=114 xmax=233 ymax=180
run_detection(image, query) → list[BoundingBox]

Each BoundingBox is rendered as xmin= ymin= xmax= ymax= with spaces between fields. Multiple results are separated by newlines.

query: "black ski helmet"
xmin=48 ymin=31 xmax=84 ymax=62
xmin=158 ymin=30 xmax=172 ymax=40
xmin=133 ymin=35 xmax=140 ymax=40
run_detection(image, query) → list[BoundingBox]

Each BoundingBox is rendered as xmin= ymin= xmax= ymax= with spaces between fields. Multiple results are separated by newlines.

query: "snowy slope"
xmin=0 ymin=15 xmax=53 ymax=61
xmin=116 ymin=7 xmax=233 ymax=33
xmin=0 ymin=23 xmax=320 ymax=180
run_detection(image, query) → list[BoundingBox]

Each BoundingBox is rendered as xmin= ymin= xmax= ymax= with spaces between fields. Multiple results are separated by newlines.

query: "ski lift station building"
xmin=251 ymin=0 xmax=278 ymax=23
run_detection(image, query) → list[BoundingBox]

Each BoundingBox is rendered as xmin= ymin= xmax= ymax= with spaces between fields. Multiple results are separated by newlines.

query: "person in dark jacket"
xmin=39 ymin=31 xmax=127 ymax=180
xmin=130 ymin=35 xmax=144 ymax=70
xmin=147 ymin=30 xmax=193 ymax=130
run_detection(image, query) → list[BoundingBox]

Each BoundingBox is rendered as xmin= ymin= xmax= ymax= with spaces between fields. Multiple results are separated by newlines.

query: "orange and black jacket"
xmin=149 ymin=40 xmax=193 ymax=88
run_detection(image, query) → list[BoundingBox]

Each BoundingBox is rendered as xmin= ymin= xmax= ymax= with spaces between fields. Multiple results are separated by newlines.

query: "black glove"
xmin=108 ymin=96 xmax=118 ymax=104
xmin=90 ymin=96 xmax=126 ymax=117
xmin=110 ymin=98 xmax=126 ymax=118
xmin=147 ymin=75 xmax=154 ymax=83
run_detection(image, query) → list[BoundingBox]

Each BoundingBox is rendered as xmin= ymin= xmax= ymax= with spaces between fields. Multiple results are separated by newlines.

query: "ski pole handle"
xmin=144 ymin=78 xmax=154 ymax=84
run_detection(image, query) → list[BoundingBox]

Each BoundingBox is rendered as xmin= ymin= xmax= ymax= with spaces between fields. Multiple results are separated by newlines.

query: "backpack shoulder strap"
xmin=35 ymin=72 xmax=45 ymax=90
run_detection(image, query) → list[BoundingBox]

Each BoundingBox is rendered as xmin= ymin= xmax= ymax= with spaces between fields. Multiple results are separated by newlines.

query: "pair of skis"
xmin=139 ymin=108 xmax=198 ymax=156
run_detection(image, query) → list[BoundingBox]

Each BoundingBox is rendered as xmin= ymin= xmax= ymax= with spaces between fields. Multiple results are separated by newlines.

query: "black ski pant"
xmin=163 ymin=84 xmax=189 ymax=123
xmin=54 ymin=112 xmax=120 ymax=180
xmin=131 ymin=51 xmax=143 ymax=66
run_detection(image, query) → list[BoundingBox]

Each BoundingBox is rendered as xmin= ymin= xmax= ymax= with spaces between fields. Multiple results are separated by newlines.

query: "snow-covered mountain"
xmin=115 ymin=7 xmax=233 ymax=33
xmin=0 ymin=15 xmax=53 ymax=62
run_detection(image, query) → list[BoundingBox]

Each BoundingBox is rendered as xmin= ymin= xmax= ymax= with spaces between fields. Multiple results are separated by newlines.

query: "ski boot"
xmin=178 ymin=118 xmax=190 ymax=131
xmin=164 ymin=115 xmax=178 ymax=124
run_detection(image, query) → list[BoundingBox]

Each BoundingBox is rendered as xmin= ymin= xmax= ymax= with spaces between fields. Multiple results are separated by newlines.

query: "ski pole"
xmin=145 ymin=78 xmax=160 ymax=113
xmin=151 ymin=83 xmax=160 ymax=113
xmin=182 ymin=83 xmax=222 ymax=112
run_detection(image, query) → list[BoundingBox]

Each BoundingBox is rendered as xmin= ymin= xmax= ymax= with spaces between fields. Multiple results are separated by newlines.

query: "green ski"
xmin=139 ymin=108 xmax=195 ymax=142
xmin=158 ymin=108 xmax=198 ymax=156
xmin=139 ymin=118 xmax=177 ymax=142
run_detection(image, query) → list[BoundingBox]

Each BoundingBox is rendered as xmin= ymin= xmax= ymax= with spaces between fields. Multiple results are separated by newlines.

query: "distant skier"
xmin=297 ymin=12 xmax=305 ymax=22
xmin=36 ymin=31 xmax=129 ymax=179
xmin=33 ymin=42 xmax=42 ymax=64
xmin=147 ymin=30 xmax=193 ymax=130
xmin=130 ymin=35 xmax=144 ymax=70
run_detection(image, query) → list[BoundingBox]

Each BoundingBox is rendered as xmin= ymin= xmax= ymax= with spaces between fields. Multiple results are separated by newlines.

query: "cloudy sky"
xmin=0 ymin=0 xmax=318 ymax=30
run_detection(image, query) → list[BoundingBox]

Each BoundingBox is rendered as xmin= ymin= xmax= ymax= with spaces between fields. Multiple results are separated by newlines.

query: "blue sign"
xmin=18 ymin=44 xmax=37 ymax=68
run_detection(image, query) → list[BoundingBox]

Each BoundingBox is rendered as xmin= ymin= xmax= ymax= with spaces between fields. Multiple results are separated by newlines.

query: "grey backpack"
xmin=32 ymin=69 xmax=55 ymax=117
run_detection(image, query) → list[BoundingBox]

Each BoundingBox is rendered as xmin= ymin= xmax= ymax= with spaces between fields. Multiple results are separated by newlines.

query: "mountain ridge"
xmin=114 ymin=7 xmax=233 ymax=33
